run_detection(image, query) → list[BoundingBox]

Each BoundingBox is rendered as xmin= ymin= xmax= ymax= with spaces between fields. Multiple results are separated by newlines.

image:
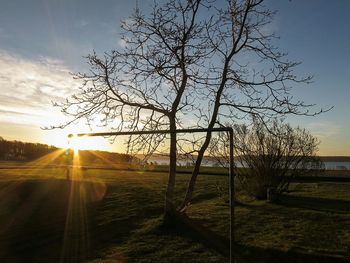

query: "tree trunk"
xmin=165 ymin=119 xmax=177 ymax=215
xmin=179 ymin=56 xmax=232 ymax=212
xmin=180 ymin=132 xmax=212 ymax=212
xmin=179 ymin=60 xmax=231 ymax=212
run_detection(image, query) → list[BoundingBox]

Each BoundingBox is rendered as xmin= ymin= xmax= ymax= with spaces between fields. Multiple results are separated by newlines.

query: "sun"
xmin=68 ymin=134 xmax=82 ymax=151
xmin=42 ymin=123 xmax=114 ymax=152
xmin=66 ymin=133 xmax=111 ymax=152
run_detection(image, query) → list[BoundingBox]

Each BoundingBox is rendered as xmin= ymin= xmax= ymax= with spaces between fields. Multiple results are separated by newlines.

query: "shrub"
xmin=210 ymin=119 xmax=323 ymax=200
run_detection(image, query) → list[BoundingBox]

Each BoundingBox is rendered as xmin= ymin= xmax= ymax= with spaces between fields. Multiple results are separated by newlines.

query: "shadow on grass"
xmin=233 ymin=244 xmax=350 ymax=263
xmin=0 ymin=178 xmax=163 ymax=263
xmin=276 ymin=195 xmax=350 ymax=214
xmin=161 ymin=211 xmax=229 ymax=256
xmin=1 ymin=178 xmax=349 ymax=263
xmin=161 ymin=211 xmax=350 ymax=263
xmin=192 ymin=192 xmax=218 ymax=203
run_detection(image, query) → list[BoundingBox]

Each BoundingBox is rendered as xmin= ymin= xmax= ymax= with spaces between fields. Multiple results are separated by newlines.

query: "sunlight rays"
xmin=60 ymin=150 xmax=107 ymax=261
xmin=61 ymin=152 xmax=88 ymax=261
xmin=0 ymin=148 xmax=69 ymax=236
xmin=86 ymin=150 xmax=164 ymax=189
xmin=0 ymin=146 xmax=112 ymax=262
xmin=87 ymin=150 xmax=123 ymax=169
xmin=60 ymin=180 xmax=90 ymax=262
xmin=0 ymin=149 xmax=67 ymax=206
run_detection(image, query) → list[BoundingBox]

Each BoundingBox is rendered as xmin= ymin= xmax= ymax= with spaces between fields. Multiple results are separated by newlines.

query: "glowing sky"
xmin=0 ymin=0 xmax=349 ymax=155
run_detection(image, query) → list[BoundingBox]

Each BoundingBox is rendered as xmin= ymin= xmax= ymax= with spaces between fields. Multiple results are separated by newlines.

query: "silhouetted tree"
xmin=52 ymin=0 xmax=328 ymax=214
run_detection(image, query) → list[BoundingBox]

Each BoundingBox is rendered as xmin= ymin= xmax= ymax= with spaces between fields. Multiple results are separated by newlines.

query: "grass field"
xmin=0 ymin=163 xmax=350 ymax=262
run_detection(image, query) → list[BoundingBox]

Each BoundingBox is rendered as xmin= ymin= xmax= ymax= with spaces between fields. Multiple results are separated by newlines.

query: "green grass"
xmin=0 ymin=164 xmax=349 ymax=262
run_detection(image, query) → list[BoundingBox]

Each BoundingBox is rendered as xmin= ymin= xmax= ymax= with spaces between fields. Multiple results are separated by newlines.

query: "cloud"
xmin=0 ymin=50 xmax=81 ymax=127
xmin=307 ymin=122 xmax=342 ymax=139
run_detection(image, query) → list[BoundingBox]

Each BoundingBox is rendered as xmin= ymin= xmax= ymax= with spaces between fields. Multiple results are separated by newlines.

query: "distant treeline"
xmin=0 ymin=137 xmax=137 ymax=165
xmin=0 ymin=137 xmax=57 ymax=161
xmin=76 ymin=150 xmax=137 ymax=165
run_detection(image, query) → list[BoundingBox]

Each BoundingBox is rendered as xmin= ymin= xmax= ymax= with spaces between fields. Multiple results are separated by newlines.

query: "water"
xmin=324 ymin=162 xmax=350 ymax=170
xmin=147 ymin=156 xmax=350 ymax=170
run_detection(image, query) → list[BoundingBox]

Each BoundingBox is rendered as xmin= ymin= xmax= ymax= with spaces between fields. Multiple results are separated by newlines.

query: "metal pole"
xmin=69 ymin=127 xmax=233 ymax=138
xmin=229 ymin=129 xmax=235 ymax=263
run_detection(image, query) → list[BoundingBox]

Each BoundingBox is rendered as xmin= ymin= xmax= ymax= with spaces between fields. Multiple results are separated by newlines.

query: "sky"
xmin=0 ymin=0 xmax=349 ymax=155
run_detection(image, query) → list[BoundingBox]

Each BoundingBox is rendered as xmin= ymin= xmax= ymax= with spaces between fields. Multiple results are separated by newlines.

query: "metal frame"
xmin=68 ymin=127 xmax=235 ymax=263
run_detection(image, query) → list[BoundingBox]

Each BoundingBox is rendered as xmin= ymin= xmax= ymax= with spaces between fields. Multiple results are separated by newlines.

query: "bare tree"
xmin=52 ymin=0 xmax=328 ymax=215
xmin=209 ymin=118 xmax=323 ymax=199
xmin=53 ymin=0 xmax=209 ymax=215
xmin=178 ymin=0 xmax=330 ymax=211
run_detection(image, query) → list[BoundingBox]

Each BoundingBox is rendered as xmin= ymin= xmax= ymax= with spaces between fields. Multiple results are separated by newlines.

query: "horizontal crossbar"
xmin=68 ymin=127 xmax=233 ymax=138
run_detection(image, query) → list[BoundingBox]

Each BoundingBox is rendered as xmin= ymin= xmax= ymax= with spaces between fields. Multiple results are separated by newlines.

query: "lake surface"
xmin=148 ymin=157 xmax=350 ymax=170
xmin=324 ymin=162 xmax=350 ymax=170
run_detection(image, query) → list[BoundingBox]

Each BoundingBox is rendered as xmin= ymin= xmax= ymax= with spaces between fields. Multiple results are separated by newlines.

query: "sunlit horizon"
xmin=0 ymin=0 xmax=349 ymax=156
xmin=0 ymin=1 xmax=350 ymax=262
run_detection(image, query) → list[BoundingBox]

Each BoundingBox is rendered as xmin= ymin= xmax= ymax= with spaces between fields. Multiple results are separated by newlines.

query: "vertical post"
xmin=229 ymin=128 xmax=235 ymax=263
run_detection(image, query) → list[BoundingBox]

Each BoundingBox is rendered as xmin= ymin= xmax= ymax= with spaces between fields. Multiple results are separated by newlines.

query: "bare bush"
xmin=210 ymin=119 xmax=324 ymax=199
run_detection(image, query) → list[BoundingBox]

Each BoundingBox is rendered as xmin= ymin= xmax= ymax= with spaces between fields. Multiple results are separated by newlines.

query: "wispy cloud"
xmin=307 ymin=121 xmax=342 ymax=139
xmin=0 ymin=50 xmax=81 ymax=127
